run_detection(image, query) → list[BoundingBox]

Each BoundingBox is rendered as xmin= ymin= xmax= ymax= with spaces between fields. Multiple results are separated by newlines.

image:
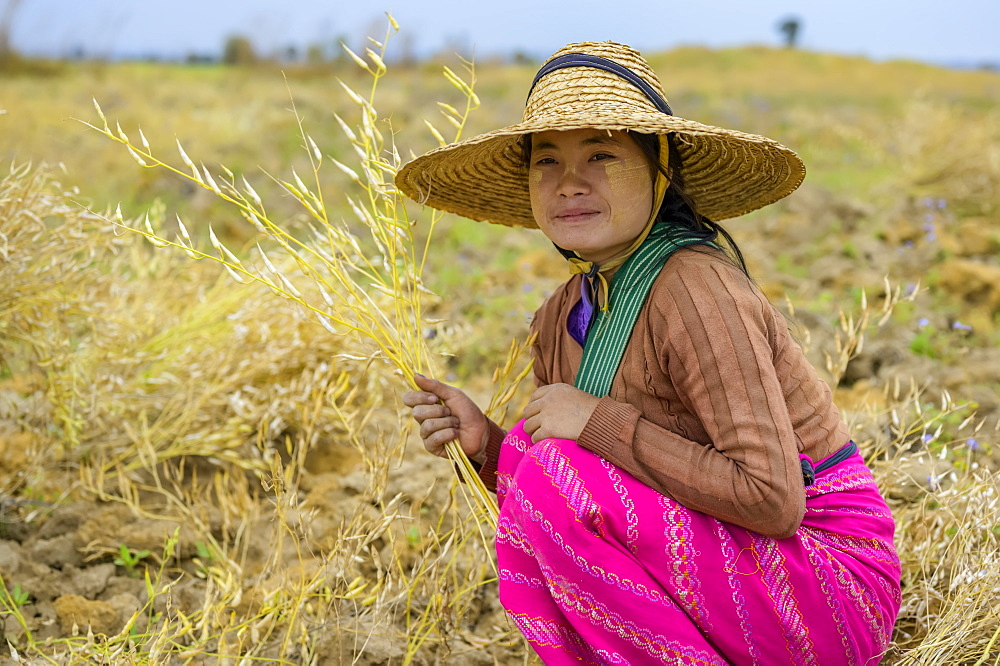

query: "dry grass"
xmin=4 ymin=163 xmax=996 ymax=662
xmin=2 ymin=20 xmax=526 ymax=664
xmin=80 ymin=19 xmax=501 ymax=527
xmin=0 ymin=161 xmax=520 ymax=663
xmin=1 ymin=24 xmax=999 ymax=665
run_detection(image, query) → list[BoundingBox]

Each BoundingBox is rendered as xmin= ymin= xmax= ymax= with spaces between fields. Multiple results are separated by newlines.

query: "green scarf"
xmin=574 ymin=223 xmax=714 ymax=398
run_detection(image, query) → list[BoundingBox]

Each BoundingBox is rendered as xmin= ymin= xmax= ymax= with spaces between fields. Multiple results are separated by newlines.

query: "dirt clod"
xmin=53 ymin=594 xmax=121 ymax=636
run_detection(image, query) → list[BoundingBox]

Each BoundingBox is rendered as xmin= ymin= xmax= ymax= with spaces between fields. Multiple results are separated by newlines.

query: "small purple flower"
xmin=952 ymin=321 xmax=973 ymax=332
xmin=904 ymin=283 xmax=917 ymax=297
xmin=522 ymin=283 xmax=534 ymax=293
xmin=924 ymin=213 xmax=934 ymax=223
xmin=927 ymin=474 xmax=940 ymax=491
xmin=903 ymin=240 xmax=915 ymax=249
xmin=917 ymin=317 xmax=930 ymax=327
xmin=922 ymin=197 xmax=934 ymax=207
xmin=922 ymin=433 xmax=935 ymax=444
xmin=937 ymin=199 xmax=947 ymax=209
xmin=967 ymin=438 xmax=979 ymax=450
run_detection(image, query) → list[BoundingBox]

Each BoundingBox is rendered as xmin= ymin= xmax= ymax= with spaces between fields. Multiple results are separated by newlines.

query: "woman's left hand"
xmin=522 ymin=383 xmax=600 ymax=443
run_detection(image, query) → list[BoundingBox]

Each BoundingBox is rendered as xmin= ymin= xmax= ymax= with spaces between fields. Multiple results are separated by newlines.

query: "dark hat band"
xmin=527 ymin=52 xmax=674 ymax=116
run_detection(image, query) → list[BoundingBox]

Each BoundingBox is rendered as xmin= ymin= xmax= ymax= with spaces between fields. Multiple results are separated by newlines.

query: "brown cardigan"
xmin=478 ymin=247 xmax=849 ymax=539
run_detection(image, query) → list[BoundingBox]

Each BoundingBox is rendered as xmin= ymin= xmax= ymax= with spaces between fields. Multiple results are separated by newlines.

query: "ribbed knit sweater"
xmin=478 ymin=247 xmax=850 ymax=539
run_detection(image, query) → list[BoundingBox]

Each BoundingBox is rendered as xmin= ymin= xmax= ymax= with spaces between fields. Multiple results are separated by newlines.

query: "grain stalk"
xmin=799 ymin=280 xmax=999 ymax=664
xmin=68 ymin=17 xmax=536 ymax=663
xmin=823 ymin=278 xmax=914 ymax=386
xmin=79 ymin=17 xmax=510 ymax=527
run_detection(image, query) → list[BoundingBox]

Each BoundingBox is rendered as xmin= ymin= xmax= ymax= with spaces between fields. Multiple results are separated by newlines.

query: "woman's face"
xmin=528 ymin=129 xmax=655 ymax=265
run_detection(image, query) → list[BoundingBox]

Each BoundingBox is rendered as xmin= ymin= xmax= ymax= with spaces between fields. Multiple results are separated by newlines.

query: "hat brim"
xmin=395 ymin=110 xmax=806 ymax=228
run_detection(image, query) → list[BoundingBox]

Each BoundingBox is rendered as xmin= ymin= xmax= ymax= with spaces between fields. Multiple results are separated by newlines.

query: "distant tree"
xmin=512 ymin=50 xmax=534 ymax=66
xmin=0 ymin=0 xmax=24 ymax=59
xmin=222 ymin=35 xmax=257 ymax=66
xmin=306 ymin=42 xmax=326 ymax=65
xmin=305 ymin=43 xmax=327 ymax=64
xmin=777 ymin=16 xmax=801 ymax=49
xmin=396 ymin=32 xmax=416 ymax=66
xmin=186 ymin=52 xmax=217 ymax=65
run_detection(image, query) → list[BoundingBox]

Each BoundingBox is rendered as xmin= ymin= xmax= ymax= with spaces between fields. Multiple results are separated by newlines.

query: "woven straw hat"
xmin=395 ymin=41 xmax=805 ymax=227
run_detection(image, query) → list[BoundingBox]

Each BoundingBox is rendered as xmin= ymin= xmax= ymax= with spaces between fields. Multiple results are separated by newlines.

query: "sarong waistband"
xmin=800 ymin=441 xmax=859 ymax=486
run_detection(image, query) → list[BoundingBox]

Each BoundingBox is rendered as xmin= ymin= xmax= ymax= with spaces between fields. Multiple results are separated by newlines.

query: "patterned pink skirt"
xmin=495 ymin=420 xmax=901 ymax=665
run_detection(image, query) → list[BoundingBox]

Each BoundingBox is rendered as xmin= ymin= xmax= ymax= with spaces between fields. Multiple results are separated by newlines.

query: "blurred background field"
xmin=2 ymin=18 xmax=1000 ymax=665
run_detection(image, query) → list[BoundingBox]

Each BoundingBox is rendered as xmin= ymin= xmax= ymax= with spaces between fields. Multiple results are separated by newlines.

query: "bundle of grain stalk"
xmin=82 ymin=18 xmax=526 ymax=531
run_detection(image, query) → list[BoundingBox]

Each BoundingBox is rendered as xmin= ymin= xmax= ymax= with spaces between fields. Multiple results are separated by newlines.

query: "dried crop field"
xmin=1 ymin=26 xmax=999 ymax=664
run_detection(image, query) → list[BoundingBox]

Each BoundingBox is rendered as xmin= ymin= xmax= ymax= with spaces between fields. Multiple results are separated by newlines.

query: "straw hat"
xmin=395 ymin=41 xmax=805 ymax=227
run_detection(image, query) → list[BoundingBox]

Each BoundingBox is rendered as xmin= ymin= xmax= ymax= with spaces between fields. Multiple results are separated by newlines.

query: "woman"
xmin=398 ymin=41 xmax=901 ymax=665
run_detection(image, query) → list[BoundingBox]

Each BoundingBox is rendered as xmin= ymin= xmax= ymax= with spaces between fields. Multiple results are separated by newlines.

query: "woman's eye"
xmin=533 ymin=156 xmax=556 ymax=165
xmin=591 ymin=152 xmax=614 ymax=161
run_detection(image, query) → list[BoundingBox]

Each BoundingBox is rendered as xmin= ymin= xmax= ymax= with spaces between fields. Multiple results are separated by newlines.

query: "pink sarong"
xmin=495 ymin=420 xmax=901 ymax=665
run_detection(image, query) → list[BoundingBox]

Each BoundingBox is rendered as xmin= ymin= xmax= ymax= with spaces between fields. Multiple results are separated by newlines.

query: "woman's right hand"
xmin=402 ymin=374 xmax=490 ymax=463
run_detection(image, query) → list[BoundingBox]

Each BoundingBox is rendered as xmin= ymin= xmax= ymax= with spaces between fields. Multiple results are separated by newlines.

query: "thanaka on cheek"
xmin=528 ymin=167 xmax=542 ymax=219
xmin=605 ymin=157 xmax=653 ymax=227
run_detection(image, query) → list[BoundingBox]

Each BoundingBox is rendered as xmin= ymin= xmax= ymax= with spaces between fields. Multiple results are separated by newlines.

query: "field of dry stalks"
xmin=1 ymin=25 xmax=999 ymax=665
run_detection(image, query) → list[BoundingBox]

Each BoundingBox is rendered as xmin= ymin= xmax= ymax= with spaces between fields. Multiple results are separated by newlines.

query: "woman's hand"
xmin=402 ymin=375 xmax=490 ymax=463
xmin=522 ymin=383 xmax=600 ymax=443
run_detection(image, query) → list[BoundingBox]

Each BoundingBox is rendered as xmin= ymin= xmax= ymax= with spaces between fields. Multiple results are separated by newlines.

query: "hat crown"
xmin=394 ymin=40 xmax=805 ymax=228
xmin=524 ymin=41 xmax=671 ymax=122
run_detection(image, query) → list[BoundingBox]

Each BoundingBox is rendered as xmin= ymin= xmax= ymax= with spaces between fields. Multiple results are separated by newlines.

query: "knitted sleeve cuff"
xmin=578 ymin=396 xmax=640 ymax=460
xmin=475 ymin=419 xmax=507 ymax=493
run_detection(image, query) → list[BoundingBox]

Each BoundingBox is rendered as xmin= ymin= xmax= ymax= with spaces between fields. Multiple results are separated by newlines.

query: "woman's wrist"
xmin=469 ymin=420 xmax=490 ymax=464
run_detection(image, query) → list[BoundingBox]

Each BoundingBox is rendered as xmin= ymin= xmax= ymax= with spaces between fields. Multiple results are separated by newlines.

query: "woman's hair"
xmin=627 ymin=132 xmax=751 ymax=279
xmin=520 ymin=132 xmax=753 ymax=279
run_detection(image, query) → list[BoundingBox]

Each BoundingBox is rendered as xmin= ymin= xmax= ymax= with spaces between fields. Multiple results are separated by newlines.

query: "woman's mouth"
xmin=555 ymin=208 xmax=600 ymax=223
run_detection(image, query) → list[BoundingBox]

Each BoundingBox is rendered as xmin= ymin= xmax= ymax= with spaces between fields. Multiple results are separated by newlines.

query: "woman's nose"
xmin=556 ymin=166 xmax=590 ymax=197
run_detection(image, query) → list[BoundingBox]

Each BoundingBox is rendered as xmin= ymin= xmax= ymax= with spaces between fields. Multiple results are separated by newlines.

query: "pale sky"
xmin=7 ymin=0 xmax=1000 ymax=66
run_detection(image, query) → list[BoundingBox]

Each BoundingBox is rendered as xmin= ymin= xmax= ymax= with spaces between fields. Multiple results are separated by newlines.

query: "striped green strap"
xmin=574 ymin=226 xmax=709 ymax=398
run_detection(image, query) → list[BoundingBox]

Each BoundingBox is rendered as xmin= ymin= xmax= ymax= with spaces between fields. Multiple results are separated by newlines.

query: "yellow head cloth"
xmin=566 ymin=135 xmax=671 ymax=311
